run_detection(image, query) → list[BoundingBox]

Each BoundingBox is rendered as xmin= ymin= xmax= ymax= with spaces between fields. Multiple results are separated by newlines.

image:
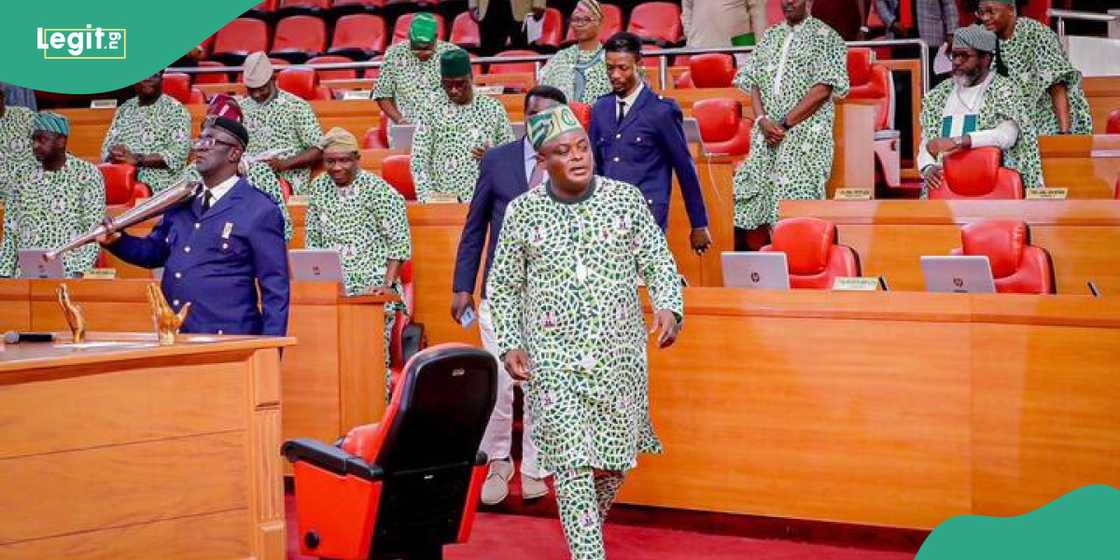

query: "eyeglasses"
xmin=570 ymin=16 xmax=600 ymax=26
xmin=949 ymin=51 xmax=979 ymax=62
xmin=194 ymin=137 xmax=241 ymax=150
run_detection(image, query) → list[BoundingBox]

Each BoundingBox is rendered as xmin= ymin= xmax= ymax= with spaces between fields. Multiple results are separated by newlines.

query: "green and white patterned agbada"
xmin=487 ymin=177 xmax=683 ymax=474
xmin=0 ymin=155 xmax=105 ymax=277
xmin=920 ymin=74 xmax=1044 ymax=193
xmin=182 ymin=162 xmax=293 ymax=241
xmin=239 ymin=90 xmax=325 ymax=195
xmin=539 ymin=45 xmax=612 ymax=104
xmin=999 ymin=17 xmax=1092 ymax=136
xmin=100 ymin=94 xmax=192 ymax=193
xmin=411 ymin=93 xmax=514 ymax=203
xmin=372 ymin=41 xmax=459 ymax=124
xmin=306 ymin=170 xmax=411 ymax=389
xmin=731 ymin=17 xmax=849 ymax=230
xmin=0 ymin=105 xmax=35 ymax=203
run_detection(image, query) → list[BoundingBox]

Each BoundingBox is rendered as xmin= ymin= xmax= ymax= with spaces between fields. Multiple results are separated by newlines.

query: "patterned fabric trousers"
xmin=553 ymin=468 xmax=626 ymax=560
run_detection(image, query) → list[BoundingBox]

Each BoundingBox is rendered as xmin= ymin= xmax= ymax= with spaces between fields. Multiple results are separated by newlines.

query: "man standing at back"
xmin=451 ymin=85 xmax=569 ymax=506
xmin=469 ymin=0 xmax=546 ymax=56
xmin=589 ymin=32 xmax=711 ymax=254
xmin=373 ymin=13 xmax=459 ymax=126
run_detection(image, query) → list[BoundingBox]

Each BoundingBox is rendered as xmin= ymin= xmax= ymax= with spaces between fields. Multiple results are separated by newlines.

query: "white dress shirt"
xmin=199 ymin=174 xmax=239 ymax=206
xmin=523 ymin=136 xmax=539 ymax=184
xmin=615 ymin=81 xmax=645 ymax=121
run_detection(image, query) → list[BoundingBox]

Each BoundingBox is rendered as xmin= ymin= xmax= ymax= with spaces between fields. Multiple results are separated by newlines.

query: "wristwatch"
xmin=778 ymin=117 xmax=791 ymax=131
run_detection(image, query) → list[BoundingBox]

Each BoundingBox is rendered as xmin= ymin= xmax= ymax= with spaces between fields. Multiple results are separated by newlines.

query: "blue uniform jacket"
xmin=453 ymin=138 xmax=531 ymax=299
xmin=108 ymin=177 xmax=291 ymax=336
xmin=589 ymin=85 xmax=709 ymax=231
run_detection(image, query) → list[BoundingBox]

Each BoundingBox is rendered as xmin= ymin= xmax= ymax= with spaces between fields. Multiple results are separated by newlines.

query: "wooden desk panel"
xmin=1039 ymin=134 xmax=1120 ymax=198
xmin=1084 ymin=76 xmax=1120 ymax=135
xmin=0 ymin=279 xmax=30 ymax=332
xmin=780 ymin=200 xmax=1120 ymax=295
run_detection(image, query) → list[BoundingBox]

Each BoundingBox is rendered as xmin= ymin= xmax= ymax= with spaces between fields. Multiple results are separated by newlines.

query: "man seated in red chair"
xmin=918 ymin=25 xmax=1043 ymax=197
xmin=101 ymin=72 xmax=192 ymax=194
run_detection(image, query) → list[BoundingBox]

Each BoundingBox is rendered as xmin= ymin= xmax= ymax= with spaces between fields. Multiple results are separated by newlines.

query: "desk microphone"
xmin=3 ymin=331 xmax=55 ymax=344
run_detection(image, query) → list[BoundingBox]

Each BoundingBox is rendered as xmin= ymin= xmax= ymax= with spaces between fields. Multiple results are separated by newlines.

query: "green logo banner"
xmin=1 ymin=0 xmax=260 ymax=93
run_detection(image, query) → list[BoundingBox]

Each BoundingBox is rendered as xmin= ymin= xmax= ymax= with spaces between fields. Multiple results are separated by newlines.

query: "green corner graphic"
xmin=917 ymin=485 xmax=1120 ymax=559
xmin=1 ymin=0 xmax=260 ymax=93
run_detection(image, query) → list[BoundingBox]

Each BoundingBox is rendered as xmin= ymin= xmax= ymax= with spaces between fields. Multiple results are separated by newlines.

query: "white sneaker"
xmin=481 ymin=459 xmax=514 ymax=505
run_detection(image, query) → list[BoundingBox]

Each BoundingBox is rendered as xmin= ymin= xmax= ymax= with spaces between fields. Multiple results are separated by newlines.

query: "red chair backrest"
xmin=382 ymin=154 xmax=416 ymax=200
xmin=688 ymin=53 xmax=736 ymax=88
xmin=392 ymin=13 xmax=447 ymax=44
xmin=195 ymin=60 xmax=230 ymax=84
xmin=1021 ymin=0 xmax=1051 ymax=23
xmin=334 ymin=0 xmax=386 ymax=8
xmin=491 ymin=50 xmax=538 ymax=74
xmin=331 ymin=14 xmax=387 ymax=54
xmin=451 ymin=12 xmax=481 ymax=49
xmin=212 ymin=18 xmax=269 ymax=57
xmin=845 ymin=48 xmax=892 ymax=131
xmin=952 ymin=219 xmax=1055 ymax=294
xmin=570 ymin=102 xmax=592 ymax=131
xmin=693 ymin=98 xmax=751 ymax=156
xmin=276 ymin=67 xmax=320 ymax=100
xmin=98 ymin=163 xmax=138 ymax=206
xmin=628 ymin=2 xmax=683 ymax=44
xmin=1107 ymin=108 xmax=1120 ymax=134
xmin=936 ymin=147 xmax=1025 ymax=199
xmin=566 ymin=3 xmax=623 ymax=42
xmin=273 ymin=15 xmax=327 ymax=54
xmin=161 ymin=73 xmax=193 ymax=105
xmin=533 ymin=8 xmax=565 ymax=48
xmin=363 ymin=114 xmax=391 ymax=149
xmin=307 ymin=55 xmax=358 ymax=81
xmin=760 ymin=217 xmax=861 ymax=290
xmin=280 ymin=0 xmax=330 ymax=9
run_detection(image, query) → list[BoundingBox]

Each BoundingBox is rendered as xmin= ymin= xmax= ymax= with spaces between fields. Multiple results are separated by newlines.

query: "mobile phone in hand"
xmin=459 ymin=307 xmax=477 ymax=328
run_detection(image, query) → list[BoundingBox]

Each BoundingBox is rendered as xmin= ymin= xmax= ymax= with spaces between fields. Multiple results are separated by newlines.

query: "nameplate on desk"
xmin=1025 ymin=187 xmax=1068 ymax=200
xmin=82 ymin=268 xmax=117 ymax=280
xmin=832 ymin=277 xmax=880 ymax=291
xmin=287 ymin=195 xmax=310 ymax=206
xmin=427 ymin=193 xmax=459 ymax=204
xmin=89 ymin=98 xmax=118 ymax=109
xmin=476 ymin=86 xmax=505 ymax=96
xmin=833 ymin=188 xmax=873 ymax=200
xmin=341 ymin=89 xmax=373 ymax=100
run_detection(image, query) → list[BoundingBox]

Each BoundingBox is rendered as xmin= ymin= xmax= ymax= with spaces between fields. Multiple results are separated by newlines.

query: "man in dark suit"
xmin=451 ymin=85 xmax=568 ymax=506
xmin=100 ymin=117 xmax=290 ymax=337
xmin=589 ymin=32 xmax=712 ymax=254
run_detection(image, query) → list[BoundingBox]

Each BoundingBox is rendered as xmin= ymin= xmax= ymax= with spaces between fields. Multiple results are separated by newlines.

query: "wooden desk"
xmin=621 ymin=288 xmax=1120 ymax=529
xmin=0 ymin=332 xmax=293 ymax=558
xmin=780 ymin=199 xmax=1120 ymax=295
xmin=1084 ymin=76 xmax=1120 ymax=135
xmin=1040 ymin=134 xmax=1120 ymax=198
xmin=0 ymin=279 xmax=391 ymax=446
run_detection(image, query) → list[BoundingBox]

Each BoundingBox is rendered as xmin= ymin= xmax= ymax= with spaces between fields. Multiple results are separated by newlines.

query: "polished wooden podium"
xmin=0 ymin=332 xmax=294 ymax=559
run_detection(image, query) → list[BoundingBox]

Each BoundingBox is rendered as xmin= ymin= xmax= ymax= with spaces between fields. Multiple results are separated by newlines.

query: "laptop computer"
xmin=721 ymin=252 xmax=791 ymax=290
xmin=289 ymin=249 xmax=345 ymax=282
xmin=387 ymin=123 xmax=416 ymax=150
xmin=920 ymin=255 xmax=996 ymax=294
xmin=682 ymin=117 xmax=701 ymax=144
xmin=17 ymin=249 xmax=64 ymax=279
xmin=512 ymin=122 xmax=527 ymax=138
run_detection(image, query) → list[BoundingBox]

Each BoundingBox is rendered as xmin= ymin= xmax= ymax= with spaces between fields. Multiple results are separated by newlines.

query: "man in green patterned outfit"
xmin=977 ymin=0 xmax=1092 ymax=135
xmin=372 ymin=13 xmax=458 ymax=125
xmin=730 ymin=0 xmax=849 ymax=250
xmin=918 ymin=25 xmax=1043 ymax=194
xmin=538 ymin=0 xmax=612 ymax=104
xmin=100 ymin=72 xmax=192 ymax=193
xmin=488 ymin=105 xmax=683 ymax=559
xmin=239 ymin=52 xmax=324 ymax=195
xmin=305 ymin=128 xmax=411 ymax=391
xmin=411 ymin=48 xmax=514 ymax=203
xmin=0 ymin=113 xmax=105 ymax=278
xmin=0 ymin=83 xmax=35 ymax=203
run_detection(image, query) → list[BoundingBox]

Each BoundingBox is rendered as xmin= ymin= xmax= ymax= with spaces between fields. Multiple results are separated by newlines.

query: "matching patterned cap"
xmin=34 ymin=111 xmax=70 ymax=136
xmin=243 ymin=51 xmax=274 ymax=88
xmin=440 ymin=47 xmax=472 ymax=78
xmin=320 ymin=127 xmax=360 ymax=154
xmin=409 ymin=13 xmax=439 ymax=47
xmin=576 ymin=0 xmax=603 ymax=19
xmin=953 ymin=25 xmax=997 ymax=54
xmin=207 ymin=93 xmax=243 ymax=122
xmin=528 ymin=105 xmax=585 ymax=150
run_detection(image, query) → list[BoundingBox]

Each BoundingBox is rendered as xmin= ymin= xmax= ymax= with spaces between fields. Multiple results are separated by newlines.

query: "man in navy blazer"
xmin=451 ymin=85 xmax=569 ymax=506
xmin=590 ymin=31 xmax=712 ymax=254
xmin=101 ymin=118 xmax=290 ymax=337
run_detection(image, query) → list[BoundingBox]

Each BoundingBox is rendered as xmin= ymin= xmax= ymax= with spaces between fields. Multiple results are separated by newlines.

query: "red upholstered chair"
xmin=1021 ymin=0 xmax=1051 ymax=23
xmin=277 ymin=68 xmax=332 ymax=100
xmin=1107 ymin=108 xmax=1120 ymax=134
xmin=934 ymin=147 xmax=1025 ymax=199
xmin=392 ymin=13 xmax=447 ymax=45
xmin=211 ymin=18 xmax=269 ymax=62
xmin=760 ymin=217 xmax=861 ymax=290
xmin=693 ymin=98 xmax=752 ymax=157
xmin=330 ymin=14 xmax=388 ymax=59
xmin=382 ymin=154 xmax=416 ymax=200
xmin=389 ymin=260 xmax=415 ymax=371
xmin=566 ymin=3 xmax=623 ymax=43
xmin=628 ymin=2 xmax=684 ymax=45
xmin=98 ymin=163 xmax=151 ymax=207
xmin=687 ymin=53 xmax=736 ymax=88
xmin=673 ymin=71 xmax=694 ymax=89
xmin=1115 ymin=175 xmax=1120 ymax=199
xmin=570 ymin=102 xmax=592 ymax=131
xmin=161 ymin=73 xmax=193 ymax=105
xmin=533 ymin=8 xmax=565 ymax=50
xmin=363 ymin=114 xmax=391 ymax=149
xmin=189 ymin=87 xmax=207 ymax=104
xmin=951 ymin=219 xmax=1055 ymax=294
xmin=333 ymin=0 xmax=387 ymax=11
xmin=490 ymin=49 xmax=538 ymax=74
xmin=277 ymin=0 xmax=330 ymax=14
xmin=271 ymin=15 xmax=327 ymax=63
xmin=307 ymin=55 xmax=360 ymax=81
xmin=283 ymin=344 xmax=497 ymax=560
xmin=846 ymin=47 xmax=902 ymax=189
xmin=451 ymin=12 xmax=481 ymax=50
xmin=195 ymin=60 xmax=230 ymax=84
